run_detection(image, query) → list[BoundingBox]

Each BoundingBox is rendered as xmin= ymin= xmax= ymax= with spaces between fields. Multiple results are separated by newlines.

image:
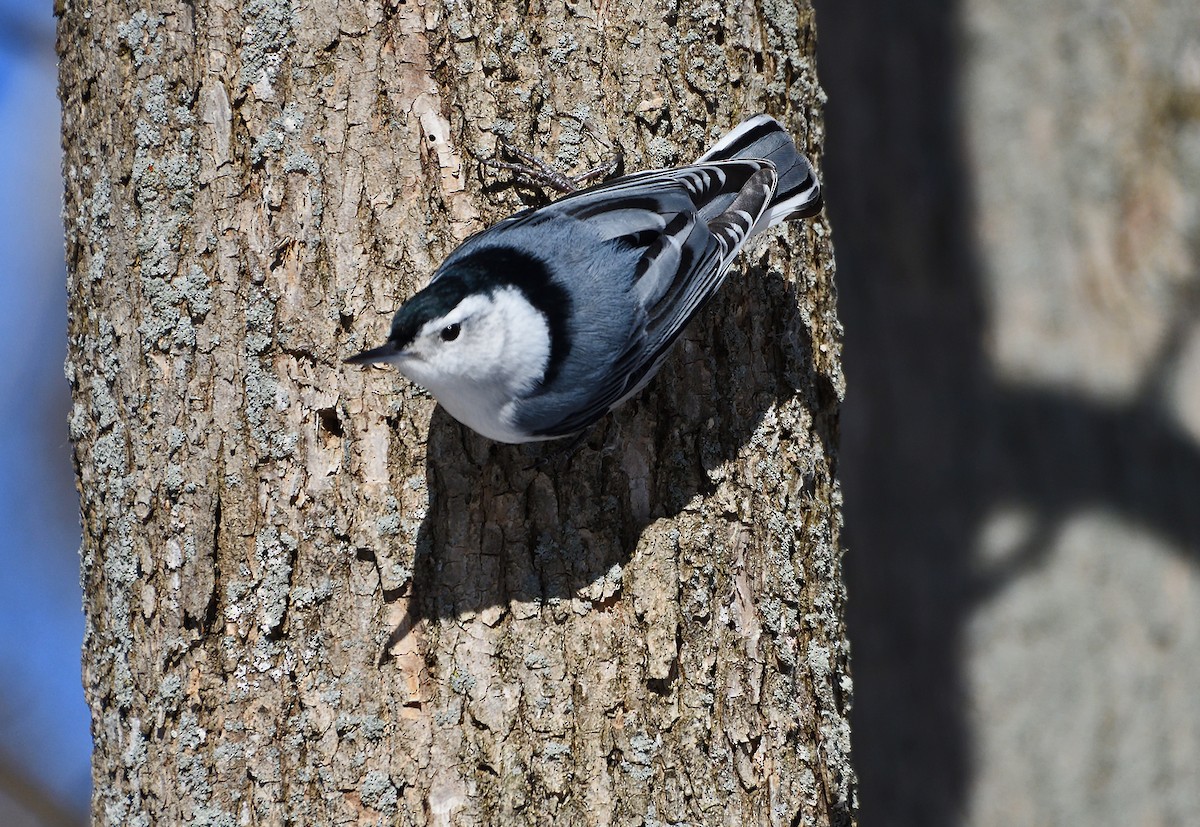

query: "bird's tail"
xmin=696 ymin=114 xmax=823 ymax=231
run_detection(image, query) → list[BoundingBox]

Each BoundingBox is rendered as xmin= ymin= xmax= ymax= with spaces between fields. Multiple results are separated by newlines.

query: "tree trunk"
xmin=60 ymin=0 xmax=853 ymax=823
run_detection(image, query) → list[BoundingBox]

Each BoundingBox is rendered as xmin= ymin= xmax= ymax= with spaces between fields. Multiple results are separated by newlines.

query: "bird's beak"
xmin=343 ymin=341 xmax=402 ymax=365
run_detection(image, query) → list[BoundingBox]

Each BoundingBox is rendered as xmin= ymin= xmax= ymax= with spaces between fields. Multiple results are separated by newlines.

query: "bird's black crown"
xmin=388 ymin=246 xmax=573 ymax=385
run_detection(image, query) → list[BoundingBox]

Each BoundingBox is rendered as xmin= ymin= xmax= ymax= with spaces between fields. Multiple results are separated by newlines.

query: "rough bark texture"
xmin=60 ymin=0 xmax=852 ymax=824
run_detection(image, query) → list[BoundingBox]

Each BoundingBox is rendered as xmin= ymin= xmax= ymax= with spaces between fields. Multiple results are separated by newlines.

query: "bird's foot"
xmin=484 ymin=119 xmax=624 ymax=195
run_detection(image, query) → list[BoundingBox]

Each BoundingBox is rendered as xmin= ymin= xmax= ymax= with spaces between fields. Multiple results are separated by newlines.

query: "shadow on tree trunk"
xmin=385 ymin=259 xmax=836 ymax=630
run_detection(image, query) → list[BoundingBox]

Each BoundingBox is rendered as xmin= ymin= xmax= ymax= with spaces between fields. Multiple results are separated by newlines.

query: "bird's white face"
xmin=386 ymin=287 xmax=552 ymax=442
xmin=397 ymin=292 xmax=498 ymax=381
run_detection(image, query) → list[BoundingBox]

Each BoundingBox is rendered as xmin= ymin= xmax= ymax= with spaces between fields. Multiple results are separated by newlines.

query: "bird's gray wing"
xmin=513 ymin=160 xmax=773 ymax=229
xmin=517 ymin=163 xmax=780 ymax=438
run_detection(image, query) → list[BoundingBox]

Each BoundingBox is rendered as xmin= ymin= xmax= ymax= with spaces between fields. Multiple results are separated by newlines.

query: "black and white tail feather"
xmin=696 ymin=112 xmax=823 ymax=228
xmin=347 ymin=114 xmax=823 ymax=444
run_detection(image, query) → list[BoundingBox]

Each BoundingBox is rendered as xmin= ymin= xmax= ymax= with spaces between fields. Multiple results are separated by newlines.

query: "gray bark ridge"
xmin=60 ymin=0 xmax=854 ymax=823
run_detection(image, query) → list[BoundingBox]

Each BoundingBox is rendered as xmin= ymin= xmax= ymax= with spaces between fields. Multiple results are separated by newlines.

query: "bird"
xmin=345 ymin=114 xmax=823 ymax=444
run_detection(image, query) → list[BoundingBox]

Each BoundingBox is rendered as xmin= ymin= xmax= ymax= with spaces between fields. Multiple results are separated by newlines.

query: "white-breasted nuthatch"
xmin=346 ymin=114 xmax=823 ymax=444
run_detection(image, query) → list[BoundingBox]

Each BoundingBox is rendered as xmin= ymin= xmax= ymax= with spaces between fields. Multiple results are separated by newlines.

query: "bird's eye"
xmin=440 ymin=323 xmax=461 ymax=342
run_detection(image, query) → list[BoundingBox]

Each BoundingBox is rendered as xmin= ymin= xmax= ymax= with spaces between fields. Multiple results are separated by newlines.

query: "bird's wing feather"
xmin=697 ymin=113 xmax=822 ymax=227
xmin=519 ymin=161 xmax=779 ymax=438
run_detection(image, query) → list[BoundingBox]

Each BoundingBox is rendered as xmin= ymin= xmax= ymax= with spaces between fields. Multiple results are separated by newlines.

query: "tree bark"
xmin=60 ymin=0 xmax=853 ymax=824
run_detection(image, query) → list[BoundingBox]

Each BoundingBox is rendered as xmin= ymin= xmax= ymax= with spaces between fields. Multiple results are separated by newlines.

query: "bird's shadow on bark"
xmin=379 ymin=254 xmax=833 ymax=650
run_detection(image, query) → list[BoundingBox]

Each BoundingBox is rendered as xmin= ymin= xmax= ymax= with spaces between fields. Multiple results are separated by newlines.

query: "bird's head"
xmin=345 ymin=270 xmax=552 ymax=400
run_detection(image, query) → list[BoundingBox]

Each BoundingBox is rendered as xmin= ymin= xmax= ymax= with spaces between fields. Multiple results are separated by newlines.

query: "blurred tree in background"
xmin=820 ymin=0 xmax=1200 ymax=824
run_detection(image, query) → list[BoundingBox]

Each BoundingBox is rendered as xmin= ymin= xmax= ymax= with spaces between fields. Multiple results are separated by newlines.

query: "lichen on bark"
xmin=61 ymin=0 xmax=854 ymax=823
